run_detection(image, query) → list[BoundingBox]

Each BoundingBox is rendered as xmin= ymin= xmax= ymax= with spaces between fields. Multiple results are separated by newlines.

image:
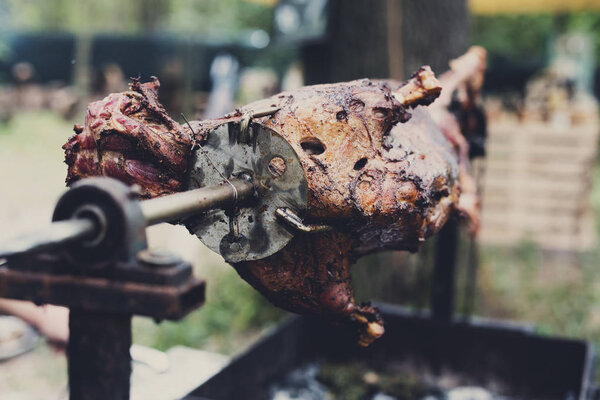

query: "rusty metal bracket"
xmin=0 ymin=178 xmax=209 ymax=400
xmin=275 ymin=207 xmax=334 ymax=233
xmin=0 ymin=249 xmax=206 ymax=400
xmin=0 ymin=257 xmax=205 ymax=320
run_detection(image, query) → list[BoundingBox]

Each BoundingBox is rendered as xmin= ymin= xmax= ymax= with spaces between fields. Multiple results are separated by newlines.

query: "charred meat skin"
xmin=64 ymin=67 xmax=466 ymax=346
xmin=63 ymin=77 xmax=192 ymax=198
xmin=229 ymin=69 xmax=457 ymax=345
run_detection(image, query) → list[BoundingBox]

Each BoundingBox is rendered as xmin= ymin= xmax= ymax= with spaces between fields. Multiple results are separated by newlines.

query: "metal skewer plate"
xmin=184 ymin=121 xmax=308 ymax=263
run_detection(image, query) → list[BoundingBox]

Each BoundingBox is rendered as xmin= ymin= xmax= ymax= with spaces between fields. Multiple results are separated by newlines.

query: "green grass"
xmin=0 ymin=110 xmax=74 ymax=151
xmin=132 ymin=266 xmax=286 ymax=354
xmin=475 ymin=163 xmax=600 ymax=346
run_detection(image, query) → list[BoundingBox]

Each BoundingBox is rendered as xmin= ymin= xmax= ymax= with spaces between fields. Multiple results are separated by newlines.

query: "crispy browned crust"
xmin=63 ymin=68 xmax=464 ymax=346
xmin=199 ymin=74 xmax=458 ymax=345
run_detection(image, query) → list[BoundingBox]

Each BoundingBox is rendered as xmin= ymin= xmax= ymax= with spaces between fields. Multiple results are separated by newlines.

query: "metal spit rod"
xmin=140 ymin=178 xmax=253 ymax=225
xmin=0 ymin=178 xmax=254 ymax=259
xmin=0 ymin=219 xmax=96 ymax=259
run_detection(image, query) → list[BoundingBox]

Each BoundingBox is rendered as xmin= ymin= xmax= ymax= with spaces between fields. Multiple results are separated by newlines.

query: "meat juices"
xmin=64 ymin=66 xmax=469 ymax=346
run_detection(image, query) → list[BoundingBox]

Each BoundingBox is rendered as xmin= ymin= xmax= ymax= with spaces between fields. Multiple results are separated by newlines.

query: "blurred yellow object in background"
xmin=244 ymin=0 xmax=278 ymax=6
xmin=469 ymin=0 xmax=600 ymax=14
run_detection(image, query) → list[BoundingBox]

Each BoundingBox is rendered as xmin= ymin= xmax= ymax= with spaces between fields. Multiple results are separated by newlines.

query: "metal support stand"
xmin=68 ymin=311 xmax=132 ymax=400
xmin=0 ymin=116 xmax=308 ymax=397
xmin=0 ymin=254 xmax=205 ymax=400
xmin=431 ymin=219 xmax=459 ymax=320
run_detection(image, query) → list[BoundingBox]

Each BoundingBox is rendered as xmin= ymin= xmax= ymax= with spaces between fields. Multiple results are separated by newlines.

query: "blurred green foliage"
xmin=133 ymin=266 xmax=286 ymax=353
xmin=565 ymin=12 xmax=600 ymax=64
xmin=0 ymin=0 xmax=272 ymax=36
xmin=471 ymin=14 xmax=554 ymax=59
xmin=471 ymin=12 xmax=600 ymax=62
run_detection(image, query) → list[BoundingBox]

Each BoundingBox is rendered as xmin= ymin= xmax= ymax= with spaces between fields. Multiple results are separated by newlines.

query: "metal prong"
xmin=251 ymin=106 xmax=280 ymax=119
xmin=240 ymin=107 xmax=280 ymax=143
xmin=239 ymin=112 xmax=252 ymax=142
xmin=229 ymin=212 xmax=240 ymax=239
xmin=275 ymin=207 xmax=333 ymax=233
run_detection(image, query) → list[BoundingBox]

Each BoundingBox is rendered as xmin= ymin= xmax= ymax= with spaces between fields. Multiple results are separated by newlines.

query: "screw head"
xmin=219 ymin=234 xmax=250 ymax=263
xmin=268 ymin=156 xmax=286 ymax=178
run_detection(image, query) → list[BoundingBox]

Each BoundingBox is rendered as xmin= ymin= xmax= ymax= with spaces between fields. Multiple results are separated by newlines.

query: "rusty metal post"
xmin=68 ymin=310 xmax=132 ymax=400
xmin=431 ymin=219 xmax=459 ymax=320
xmin=0 ymin=178 xmax=207 ymax=400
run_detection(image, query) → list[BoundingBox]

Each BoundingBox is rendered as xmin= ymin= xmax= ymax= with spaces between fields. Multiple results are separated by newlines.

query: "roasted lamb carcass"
xmin=63 ymin=51 xmax=485 ymax=346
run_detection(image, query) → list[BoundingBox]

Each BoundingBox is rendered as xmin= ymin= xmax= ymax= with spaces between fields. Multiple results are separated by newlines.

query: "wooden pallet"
xmin=478 ymin=117 xmax=599 ymax=252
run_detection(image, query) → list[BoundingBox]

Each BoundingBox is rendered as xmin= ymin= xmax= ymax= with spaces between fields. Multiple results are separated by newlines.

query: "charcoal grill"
xmin=186 ymin=303 xmax=595 ymax=400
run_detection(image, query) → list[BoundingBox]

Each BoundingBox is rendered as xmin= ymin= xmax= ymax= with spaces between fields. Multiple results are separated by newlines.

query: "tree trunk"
xmin=302 ymin=0 xmax=468 ymax=84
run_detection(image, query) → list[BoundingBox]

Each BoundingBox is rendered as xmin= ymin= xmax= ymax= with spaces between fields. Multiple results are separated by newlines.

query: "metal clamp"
xmin=275 ymin=207 xmax=334 ymax=233
xmin=239 ymin=112 xmax=252 ymax=141
xmin=240 ymin=107 xmax=280 ymax=142
xmin=251 ymin=106 xmax=280 ymax=119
